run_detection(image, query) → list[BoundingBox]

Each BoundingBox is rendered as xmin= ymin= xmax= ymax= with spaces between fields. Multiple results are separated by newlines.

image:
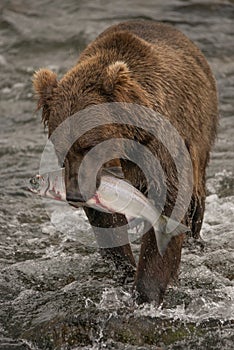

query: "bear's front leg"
xmin=134 ymin=228 xmax=184 ymax=305
xmin=84 ymin=207 xmax=136 ymax=276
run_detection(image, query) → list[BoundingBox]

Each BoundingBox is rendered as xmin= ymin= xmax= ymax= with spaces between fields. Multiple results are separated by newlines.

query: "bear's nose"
xmin=66 ymin=191 xmax=86 ymax=203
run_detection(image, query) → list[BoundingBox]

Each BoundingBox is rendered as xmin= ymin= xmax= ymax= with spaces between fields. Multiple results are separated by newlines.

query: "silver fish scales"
xmin=28 ymin=168 xmax=189 ymax=256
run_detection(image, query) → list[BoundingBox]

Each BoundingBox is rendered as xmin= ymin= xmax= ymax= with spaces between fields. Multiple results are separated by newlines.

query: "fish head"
xmin=28 ymin=174 xmax=46 ymax=195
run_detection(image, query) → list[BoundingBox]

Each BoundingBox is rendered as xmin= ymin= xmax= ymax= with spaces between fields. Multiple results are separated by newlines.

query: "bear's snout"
xmin=66 ymin=190 xmax=86 ymax=204
xmin=65 ymin=164 xmax=101 ymax=204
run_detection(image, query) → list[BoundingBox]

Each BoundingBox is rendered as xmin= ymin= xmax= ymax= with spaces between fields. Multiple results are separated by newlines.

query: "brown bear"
xmin=33 ymin=20 xmax=218 ymax=305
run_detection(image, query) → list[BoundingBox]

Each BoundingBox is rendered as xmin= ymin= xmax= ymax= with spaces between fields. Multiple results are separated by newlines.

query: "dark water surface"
xmin=0 ymin=0 xmax=234 ymax=349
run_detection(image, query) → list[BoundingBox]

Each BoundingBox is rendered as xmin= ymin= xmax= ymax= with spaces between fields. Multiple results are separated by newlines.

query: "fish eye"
xmin=30 ymin=178 xmax=36 ymax=185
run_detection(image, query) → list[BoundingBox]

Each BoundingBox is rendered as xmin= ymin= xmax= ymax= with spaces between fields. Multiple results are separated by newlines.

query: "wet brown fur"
xmin=33 ymin=21 xmax=218 ymax=304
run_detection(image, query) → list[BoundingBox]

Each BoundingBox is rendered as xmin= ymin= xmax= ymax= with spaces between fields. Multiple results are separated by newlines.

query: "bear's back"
xmin=97 ymin=20 xmax=212 ymax=77
xmin=79 ymin=20 xmax=218 ymax=150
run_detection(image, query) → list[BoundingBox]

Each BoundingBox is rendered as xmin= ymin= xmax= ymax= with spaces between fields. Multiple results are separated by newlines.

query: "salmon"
xmin=28 ymin=168 xmax=189 ymax=256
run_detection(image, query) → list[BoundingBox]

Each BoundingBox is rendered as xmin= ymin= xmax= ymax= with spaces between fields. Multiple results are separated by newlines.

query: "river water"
xmin=0 ymin=0 xmax=233 ymax=349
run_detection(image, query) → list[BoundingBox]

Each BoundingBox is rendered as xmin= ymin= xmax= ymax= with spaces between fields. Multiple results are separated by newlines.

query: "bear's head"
xmin=33 ymin=57 xmax=151 ymax=202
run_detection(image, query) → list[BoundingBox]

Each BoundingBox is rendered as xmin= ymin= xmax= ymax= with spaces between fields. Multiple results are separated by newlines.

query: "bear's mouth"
xmin=67 ymin=200 xmax=85 ymax=208
xmin=66 ymin=194 xmax=86 ymax=207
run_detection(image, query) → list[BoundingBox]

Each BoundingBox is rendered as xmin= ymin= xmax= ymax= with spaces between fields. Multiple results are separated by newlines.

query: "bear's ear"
xmin=32 ymin=69 xmax=58 ymax=125
xmin=102 ymin=61 xmax=130 ymax=94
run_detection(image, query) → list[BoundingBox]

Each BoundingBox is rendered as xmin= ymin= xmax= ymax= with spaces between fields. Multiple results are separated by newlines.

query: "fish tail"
xmin=154 ymin=216 xmax=190 ymax=257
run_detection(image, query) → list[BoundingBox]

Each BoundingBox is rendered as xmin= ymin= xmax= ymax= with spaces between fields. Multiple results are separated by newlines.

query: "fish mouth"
xmin=25 ymin=187 xmax=38 ymax=194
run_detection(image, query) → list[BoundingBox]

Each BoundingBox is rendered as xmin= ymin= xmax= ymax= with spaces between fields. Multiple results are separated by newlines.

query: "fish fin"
xmin=163 ymin=216 xmax=190 ymax=236
xmin=155 ymin=216 xmax=190 ymax=257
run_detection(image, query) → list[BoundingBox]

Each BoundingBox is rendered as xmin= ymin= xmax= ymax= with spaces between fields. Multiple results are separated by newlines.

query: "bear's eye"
xmin=58 ymin=159 xmax=65 ymax=168
xmin=56 ymin=155 xmax=66 ymax=168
